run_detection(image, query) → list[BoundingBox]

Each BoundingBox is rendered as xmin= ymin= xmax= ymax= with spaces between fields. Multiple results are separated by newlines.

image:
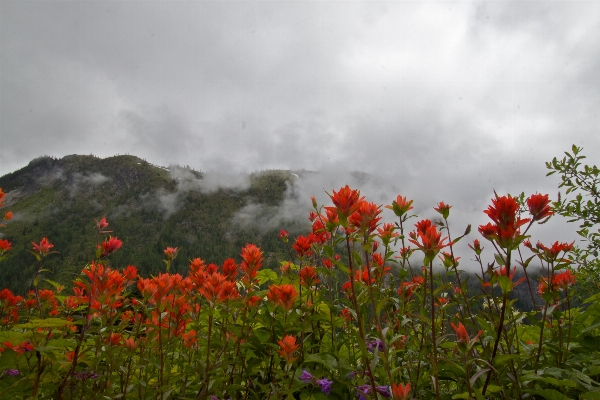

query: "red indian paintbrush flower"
xmin=4 ymin=211 xmax=12 ymax=221
xmin=32 ymin=237 xmax=54 ymax=256
xmin=408 ymin=220 xmax=453 ymax=262
xmin=163 ymin=247 xmax=178 ymax=261
xmin=326 ymin=185 xmax=365 ymax=227
xmin=277 ymin=335 xmax=299 ymax=363
xmin=434 ymin=201 xmax=452 ymax=219
xmin=267 ymin=284 xmax=297 ymax=310
xmin=527 ymin=193 xmax=553 ymax=221
xmin=292 ymin=235 xmax=313 ymax=257
xmin=386 ymin=195 xmax=414 ymax=218
xmin=348 ymin=201 xmax=382 ymax=234
xmin=391 ymin=383 xmax=411 ymax=400
xmin=377 ymin=223 xmax=399 ymax=247
xmin=240 ymin=244 xmax=263 ymax=282
xmin=299 ymin=266 xmax=320 ymax=287
xmin=478 ymin=194 xmax=529 ymax=248
xmin=94 ymin=217 xmax=110 ymax=234
xmin=0 ymin=239 xmax=11 ymax=253
xmin=553 ymin=269 xmax=576 ymax=289
xmin=100 ymin=236 xmax=122 ymax=258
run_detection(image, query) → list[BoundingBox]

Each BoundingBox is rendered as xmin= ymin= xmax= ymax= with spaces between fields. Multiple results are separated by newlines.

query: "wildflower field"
xmin=0 ymin=145 xmax=599 ymax=399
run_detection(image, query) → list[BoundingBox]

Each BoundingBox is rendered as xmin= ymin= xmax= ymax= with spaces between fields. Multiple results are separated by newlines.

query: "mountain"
xmin=0 ymin=154 xmax=308 ymax=294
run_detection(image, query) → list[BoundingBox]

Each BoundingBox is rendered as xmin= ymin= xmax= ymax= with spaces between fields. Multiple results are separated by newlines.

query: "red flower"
xmin=348 ymin=201 xmax=382 ymax=234
xmin=240 ymin=244 xmax=263 ymax=282
xmin=468 ymin=239 xmax=482 ymax=255
xmin=100 ymin=237 xmax=122 ymax=258
xmin=277 ymin=335 xmax=299 ymax=363
xmin=527 ymin=193 xmax=553 ymax=221
xmin=32 ymin=237 xmax=54 ymax=256
xmin=199 ymin=272 xmax=239 ymax=303
xmin=0 ymin=239 xmax=12 ymax=253
xmin=450 ymin=322 xmax=469 ymax=343
xmin=408 ymin=220 xmax=453 ymax=261
xmin=434 ymin=201 xmax=452 ymax=219
xmin=94 ymin=217 xmax=110 ymax=233
xmin=299 ymin=266 xmax=320 ymax=287
xmin=221 ymin=258 xmax=238 ymax=281
xmin=535 ymin=241 xmax=574 ymax=262
xmin=552 ymin=270 xmax=576 ymax=290
xmin=478 ymin=195 xmax=530 ymax=248
xmin=377 ymin=223 xmax=399 ymax=247
xmin=340 ymin=307 xmax=352 ymax=322
xmin=267 ymin=284 xmax=297 ymax=310
xmin=163 ymin=247 xmax=178 ymax=261
xmin=292 ymin=235 xmax=313 ymax=257
xmin=278 ymin=229 xmax=289 ymax=240
xmin=4 ymin=211 xmax=12 ymax=221
xmin=326 ymin=185 xmax=365 ymax=226
xmin=391 ymin=383 xmax=411 ymax=400
xmin=386 ymin=195 xmax=414 ymax=218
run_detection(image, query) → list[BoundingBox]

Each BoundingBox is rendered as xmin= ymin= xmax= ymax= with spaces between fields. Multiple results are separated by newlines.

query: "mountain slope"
xmin=0 ymin=154 xmax=304 ymax=293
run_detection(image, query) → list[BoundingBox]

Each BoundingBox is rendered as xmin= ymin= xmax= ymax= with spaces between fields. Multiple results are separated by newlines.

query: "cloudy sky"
xmin=1 ymin=1 xmax=599 ymax=246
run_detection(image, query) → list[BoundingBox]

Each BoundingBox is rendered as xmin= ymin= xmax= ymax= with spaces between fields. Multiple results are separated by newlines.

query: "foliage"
xmin=546 ymin=144 xmax=600 ymax=295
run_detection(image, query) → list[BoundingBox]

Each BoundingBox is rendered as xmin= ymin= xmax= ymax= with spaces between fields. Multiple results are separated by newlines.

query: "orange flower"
xmin=377 ymin=223 xmax=399 ymax=247
xmin=326 ymin=185 xmax=365 ymax=226
xmin=221 ymin=258 xmax=238 ymax=281
xmin=299 ymin=266 xmax=320 ymax=287
xmin=267 ymin=284 xmax=297 ymax=310
xmin=124 ymin=338 xmax=139 ymax=352
xmin=408 ymin=220 xmax=453 ymax=261
xmin=450 ymin=322 xmax=470 ymax=343
xmin=100 ymin=236 xmax=122 ymax=258
xmin=240 ymin=244 xmax=263 ymax=282
xmin=277 ymin=335 xmax=299 ymax=363
xmin=292 ymin=235 xmax=313 ymax=257
xmin=4 ymin=211 xmax=12 ymax=221
xmin=348 ymin=201 xmax=382 ymax=234
xmin=527 ymin=193 xmax=553 ymax=221
xmin=553 ymin=269 xmax=576 ymax=289
xmin=32 ymin=237 xmax=54 ymax=256
xmin=478 ymin=195 xmax=530 ymax=248
xmin=386 ymin=195 xmax=414 ymax=218
xmin=434 ymin=201 xmax=452 ymax=219
xmin=0 ymin=239 xmax=12 ymax=253
xmin=163 ymin=247 xmax=178 ymax=261
xmin=391 ymin=383 xmax=411 ymax=400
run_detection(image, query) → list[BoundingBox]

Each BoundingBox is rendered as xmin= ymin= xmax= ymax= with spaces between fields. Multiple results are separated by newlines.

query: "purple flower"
xmin=317 ymin=378 xmax=333 ymax=395
xmin=3 ymin=369 xmax=19 ymax=377
xmin=299 ymin=369 xmax=315 ymax=383
xmin=376 ymin=385 xmax=391 ymax=398
xmin=357 ymin=384 xmax=371 ymax=400
xmin=366 ymin=339 xmax=384 ymax=352
xmin=347 ymin=371 xmax=358 ymax=379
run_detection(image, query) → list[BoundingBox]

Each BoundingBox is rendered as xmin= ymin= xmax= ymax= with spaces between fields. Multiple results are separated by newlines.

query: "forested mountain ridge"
xmin=0 ymin=154 xmax=306 ymax=294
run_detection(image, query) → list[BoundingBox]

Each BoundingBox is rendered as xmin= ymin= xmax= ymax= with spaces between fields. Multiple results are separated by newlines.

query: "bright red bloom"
xmin=553 ymin=269 xmax=576 ymax=290
xmin=100 ymin=236 xmax=122 ymax=258
xmin=277 ymin=335 xmax=299 ymax=363
xmin=527 ymin=193 xmax=553 ymax=221
xmin=0 ymin=239 xmax=12 ymax=253
xmin=348 ymin=201 xmax=382 ymax=234
xmin=377 ymin=223 xmax=399 ymax=247
xmin=163 ymin=247 xmax=178 ymax=261
xmin=292 ymin=235 xmax=313 ymax=257
xmin=32 ymin=237 xmax=54 ymax=256
xmin=267 ymin=284 xmax=297 ymax=310
xmin=221 ymin=258 xmax=238 ymax=281
xmin=340 ymin=307 xmax=352 ymax=322
xmin=391 ymin=382 xmax=411 ymax=400
xmin=386 ymin=195 xmax=414 ymax=218
xmin=535 ymin=241 xmax=574 ymax=262
xmin=94 ymin=217 xmax=110 ymax=233
xmin=122 ymin=265 xmax=138 ymax=282
xmin=240 ymin=244 xmax=263 ymax=282
xmin=278 ymin=229 xmax=289 ymax=240
xmin=408 ymin=220 xmax=453 ymax=260
xmin=299 ymin=266 xmax=320 ymax=287
xmin=478 ymin=195 xmax=530 ymax=248
xmin=451 ymin=322 xmax=470 ymax=343
xmin=246 ymin=295 xmax=262 ymax=308
xmin=327 ymin=185 xmax=365 ymax=226
xmin=199 ymin=272 xmax=239 ymax=303
xmin=434 ymin=201 xmax=452 ymax=218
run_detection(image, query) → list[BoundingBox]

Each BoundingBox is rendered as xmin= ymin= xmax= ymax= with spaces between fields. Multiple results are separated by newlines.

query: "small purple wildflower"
xmin=299 ymin=369 xmax=315 ymax=383
xmin=347 ymin=371 xmax=358 ymax=379
xmin=3 ymin=369 xmax=19 ymax=377
xmin=357 ymin=384 xmax=371 ymax=400
xmin=317 ymin=378 xmax=333 ymax=395
xmin=366 ymin=339 xmax=384 ymax=352
xmin=376 ymin=385 xmax=391 ymax=398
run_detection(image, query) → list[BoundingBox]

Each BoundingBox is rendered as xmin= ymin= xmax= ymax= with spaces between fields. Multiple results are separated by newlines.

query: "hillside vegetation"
xmin=0 ymin=154 xmax=305 ymax=293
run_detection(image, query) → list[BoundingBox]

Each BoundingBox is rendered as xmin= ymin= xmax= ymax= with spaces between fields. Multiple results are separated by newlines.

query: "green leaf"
xmin=527 ymin=388 xmax=570 ymax=400
xmin=304 ymin=353 xmax=337 ymax=372
xmin=256 ymin=269 xmax=278 ymax=285
xmin=13 ymin=318 xmax=71 ymax=329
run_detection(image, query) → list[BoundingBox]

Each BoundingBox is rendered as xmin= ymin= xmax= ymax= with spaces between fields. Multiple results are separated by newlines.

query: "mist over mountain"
xmin=0 ymin=154 xmax=315 ymax=294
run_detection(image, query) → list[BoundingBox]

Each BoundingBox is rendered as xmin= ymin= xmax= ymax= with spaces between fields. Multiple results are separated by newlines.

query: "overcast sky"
xmin=2 ymin=1 xmax=600 ymax=248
